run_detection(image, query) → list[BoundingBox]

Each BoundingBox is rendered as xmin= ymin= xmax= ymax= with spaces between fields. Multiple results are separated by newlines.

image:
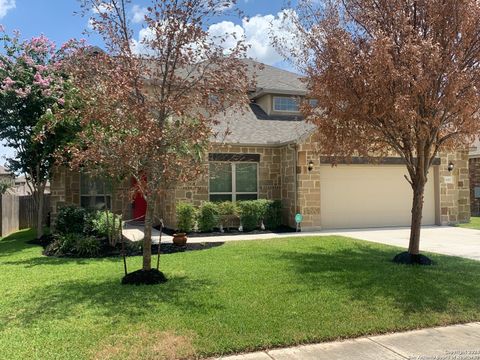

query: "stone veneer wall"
xmin=160 ymin=144 xmax=285 ymax=228
xmin=50 ymin=167 xmax=130 ymax=226
xmin=469 ymin=157 xmax=480 ymax=216
xmin=438 ymin=150 xmax=470 ymax=224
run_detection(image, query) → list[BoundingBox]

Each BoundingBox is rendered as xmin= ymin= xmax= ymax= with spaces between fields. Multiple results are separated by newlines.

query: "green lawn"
xmin=458 ymin=216 xmax=480 ymax=230
xmin=1 ymin=230 xmax=480 ymax=360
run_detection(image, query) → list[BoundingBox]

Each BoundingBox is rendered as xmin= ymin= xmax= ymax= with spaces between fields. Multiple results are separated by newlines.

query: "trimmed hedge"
xmin=174 ymin=199 xmax=284 ymax=233
xmin=198 ymin=202 xmax=219 ymax=233
xmin=176 ymin=202 xmax=196 ymax=233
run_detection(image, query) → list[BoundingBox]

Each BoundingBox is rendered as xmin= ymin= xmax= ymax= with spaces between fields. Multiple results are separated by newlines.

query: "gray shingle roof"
xmin=212 ymin=103 xmax=315 ymax=146
xmin=209 ymin=60 xmax=314 ymax=146
xmin=242 ymin=59 xmax=307 ymax=96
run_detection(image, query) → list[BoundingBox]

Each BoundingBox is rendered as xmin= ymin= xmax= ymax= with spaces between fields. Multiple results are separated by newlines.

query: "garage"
xmin=320 ymin=164 xmax=437 ymax=229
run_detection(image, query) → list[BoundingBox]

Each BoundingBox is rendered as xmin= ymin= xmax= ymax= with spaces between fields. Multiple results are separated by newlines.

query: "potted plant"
xmin=174 ymin=202 xmax=196 ymax=246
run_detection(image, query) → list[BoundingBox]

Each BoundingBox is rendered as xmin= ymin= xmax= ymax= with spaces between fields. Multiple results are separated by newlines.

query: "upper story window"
xmin=273 ymin=96 xmax=300 ymax=112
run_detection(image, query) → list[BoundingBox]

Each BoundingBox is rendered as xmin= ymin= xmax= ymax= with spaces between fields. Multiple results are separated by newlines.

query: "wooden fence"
xmin=0 ymin=193 xmax=50 ymax=237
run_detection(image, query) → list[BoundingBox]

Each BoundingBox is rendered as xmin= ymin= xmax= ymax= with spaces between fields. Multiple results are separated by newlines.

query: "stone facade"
xmin=438 ymin=150 xmax=470 ymax=224
xmin=50 ymin=167 xmax=131 ymax=225
xmin=469 ymin=157 xmax=480 ymax=216
xmin=50 ymin=141 xmax=470 ymax=230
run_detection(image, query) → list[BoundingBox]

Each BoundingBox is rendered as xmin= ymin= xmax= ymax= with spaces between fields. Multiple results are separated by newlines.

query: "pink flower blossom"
xmin=58 ymin=98 xmax=65 ymax=106
xmin=15 ymin=87 xmax=31 ymax=98
xmin=1 ymin=77 xmax=16 ymax=91
xmin=33 ymin=72 xmax=51 ymax=88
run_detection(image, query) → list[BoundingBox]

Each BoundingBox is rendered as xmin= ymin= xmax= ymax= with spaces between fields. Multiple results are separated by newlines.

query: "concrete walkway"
xmin=216 ymin=322 xmax=480 ymax=359
xmin=123 ymin=225 xmax=480 ymax=261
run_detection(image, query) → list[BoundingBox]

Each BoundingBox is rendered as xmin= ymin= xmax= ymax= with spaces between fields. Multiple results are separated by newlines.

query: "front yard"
xmin=458 ymin=216 xmax=480 ymax=230
xmin=1 ymin=230 xmax=479 ymax=359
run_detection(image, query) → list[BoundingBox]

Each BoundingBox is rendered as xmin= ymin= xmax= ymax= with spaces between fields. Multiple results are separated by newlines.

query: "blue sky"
xmin=0 ymin=0 xmax=296 ymax=162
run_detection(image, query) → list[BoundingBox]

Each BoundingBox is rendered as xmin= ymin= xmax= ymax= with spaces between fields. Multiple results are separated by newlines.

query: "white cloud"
xmin=0 ymin=0 xmax=15 ymax=19
xmin=131 ymin=9 xmax=298 ymax=67
xmin=132 ymin=4 xmax=147 ymax=24
xmin=131 ymin=27 xmax=155 ymax=54
xmin=207 ymin=10 xmax=296 ymax=66
xmin=92 ymin=2 xmax=114 ymax=14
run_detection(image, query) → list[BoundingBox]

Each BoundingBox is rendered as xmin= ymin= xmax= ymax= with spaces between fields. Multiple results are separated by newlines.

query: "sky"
xmin=0 ymin=0 xmax=299 ymax=162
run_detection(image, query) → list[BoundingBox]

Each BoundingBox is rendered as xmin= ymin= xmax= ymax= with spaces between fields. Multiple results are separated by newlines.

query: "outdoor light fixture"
xmin=448 ymin=162 xmax=455 ymax=172
xmin=308 ymin=160 xmax=314 ymax=172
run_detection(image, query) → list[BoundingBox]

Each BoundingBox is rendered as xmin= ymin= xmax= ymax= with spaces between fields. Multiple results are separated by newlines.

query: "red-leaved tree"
xmin=277 ymin=0 xmax=480 ymax=263
xmin=65 ymin=0 xmax=250 ymax=278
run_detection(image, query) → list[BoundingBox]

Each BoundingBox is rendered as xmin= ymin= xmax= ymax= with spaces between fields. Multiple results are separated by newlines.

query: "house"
xmin=13 ymin=176 xmax=51 ymax=196
xmin=50 ymin=60 xmax=470 ymax=230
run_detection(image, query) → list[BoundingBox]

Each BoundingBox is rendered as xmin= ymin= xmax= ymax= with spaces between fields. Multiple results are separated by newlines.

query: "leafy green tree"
xmin=0 ymin=30 xmax=81 ymax=239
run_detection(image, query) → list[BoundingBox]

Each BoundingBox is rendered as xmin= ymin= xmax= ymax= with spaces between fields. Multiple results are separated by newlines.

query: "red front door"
xmin=132 ymin=177 xmax=147 ymax=221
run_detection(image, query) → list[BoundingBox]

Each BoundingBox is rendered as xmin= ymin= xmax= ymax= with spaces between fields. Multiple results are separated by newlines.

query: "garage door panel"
xmin=320 ymin=165 xmax=436 ymax=229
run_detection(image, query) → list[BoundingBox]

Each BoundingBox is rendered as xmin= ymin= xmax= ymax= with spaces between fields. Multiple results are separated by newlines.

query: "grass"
xmin=1 ymin=230 xmax=480 ymax=359
xmin=458 ymin=216 xmax=480 ymax=230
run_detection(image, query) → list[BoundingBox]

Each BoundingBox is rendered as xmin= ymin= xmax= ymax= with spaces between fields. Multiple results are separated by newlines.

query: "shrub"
xmin=45 ymin=233 xmax=101 ymax=257
xmin=75 ymin=236 xmax=101 ymax=257
xmin=55 ymin=205 xmax=91 ymax=234
xmin=217 ymin=201 xmax=239 ymax=229
xmin=237 ymin=200 xmax=266 ymax=232
xmin=176 ymin=202 xmax=196 ymax=233
xmin=197 ymin=202 xmax=219 ymax=232
xmin=264 ymin=200 xmax=283 ymax=230
xmin=92 ymin=210 xmax=122 ymax=240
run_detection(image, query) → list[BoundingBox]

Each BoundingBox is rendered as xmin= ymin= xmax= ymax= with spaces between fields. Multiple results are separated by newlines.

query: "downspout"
xmin=288 ymin=143 xmax=298 ymax=225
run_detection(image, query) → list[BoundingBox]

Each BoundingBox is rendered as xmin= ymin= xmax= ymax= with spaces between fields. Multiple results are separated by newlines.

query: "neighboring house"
xmin=0 ymin=165 xmax=14 ymax=187
xmin=50 ymin=60 xmax=470 ymax=230
xmin=13 ymin=176 xmax=51 ymax=196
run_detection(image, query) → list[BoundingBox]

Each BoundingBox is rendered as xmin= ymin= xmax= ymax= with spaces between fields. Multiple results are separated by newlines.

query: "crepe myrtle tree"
xmin=67 ymin=0 xmax=251 ymax=279
xmin=276 ymin=0 xmax=480 ymax=264
xmin=0 ymin=29 xmax=82 ymax=239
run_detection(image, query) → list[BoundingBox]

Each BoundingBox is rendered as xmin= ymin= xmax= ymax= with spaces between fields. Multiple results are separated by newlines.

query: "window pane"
xmin=273 ymin=97 xmax=299 ymax=112
xmin=236 ymin=194 xmax=258 ymax=201
xmin=210 ymin=194 xmax=233 ymax=202
xmin=80 ymin=174 xmax=111 ymax=195
xmin=236 ymin=163 xmax=257 ymax=193
xmin=81 ymin=196 xmax=111 ymax=210
xmin=209 ymin=163 xmax=232 ymax=193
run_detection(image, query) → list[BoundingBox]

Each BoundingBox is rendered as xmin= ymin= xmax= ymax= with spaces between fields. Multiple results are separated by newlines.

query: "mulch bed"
xmin=393 ymin=251 xmax=433 ymax=265
xmin=158 ymin=225 xmax=296 ymax=238
xmin=121 ymin=269 xmax=168 ymax=285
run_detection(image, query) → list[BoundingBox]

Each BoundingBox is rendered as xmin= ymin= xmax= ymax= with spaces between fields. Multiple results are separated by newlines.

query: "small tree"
xmin=278 ymin=0 xmax=480 ymax=263
xmin=0 ymin=30 xmax=81 ymax=239
xmin=67 ymin=0 xmax=251 ymax=279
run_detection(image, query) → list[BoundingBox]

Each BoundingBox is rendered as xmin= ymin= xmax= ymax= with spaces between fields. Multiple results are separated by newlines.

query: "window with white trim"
xmin=80 ymin=174 xmax=112 ymax=210
xmin=209 ymin=162 xmax=258 ymax=202
xmin=273 ymin=96 xmax=300 ymax=112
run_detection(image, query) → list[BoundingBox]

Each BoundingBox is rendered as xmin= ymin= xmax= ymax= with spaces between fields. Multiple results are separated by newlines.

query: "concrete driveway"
xmin=322 ymin=226 xmax=480 ymax=261
xmin=123 ymin=224 xmax=480 ymax=261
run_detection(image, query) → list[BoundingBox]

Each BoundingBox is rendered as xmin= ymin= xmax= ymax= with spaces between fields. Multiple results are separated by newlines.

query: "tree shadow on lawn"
xmin=3 ymin=255 xmax=118 ymax=267
xmin=0 ymin=230 xmax=38 ymax=258
xmin=7 ymin=275 xmax=221 ymax=329
xmin=272 ymin=239 xmax=480 ymax=316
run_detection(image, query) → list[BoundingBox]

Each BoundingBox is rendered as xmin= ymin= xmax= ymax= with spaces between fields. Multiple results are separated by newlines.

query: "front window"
xmin=209 ymin=162 xmax=258 ymax=202
xmin=273 ymin=96 xmax=300 ymax=112
xmin=80 ymin=174 xmax=112 ymax=210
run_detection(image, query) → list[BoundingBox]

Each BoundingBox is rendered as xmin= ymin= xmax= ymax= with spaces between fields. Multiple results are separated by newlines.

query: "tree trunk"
xmin=142 ymin=196 xmax=154 ymax=271
xmin=35 ymin=182 xmax=45 ymax=240
xmin=408 ymin=180 xmax=426 ymax=255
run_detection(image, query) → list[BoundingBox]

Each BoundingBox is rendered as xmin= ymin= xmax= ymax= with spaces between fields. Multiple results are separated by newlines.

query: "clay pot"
xmin=172 ymin=232 xmax=187 ymax=246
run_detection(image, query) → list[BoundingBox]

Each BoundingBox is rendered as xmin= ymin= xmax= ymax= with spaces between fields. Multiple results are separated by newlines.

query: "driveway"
xmin=123 ymin=225 xmax=480 ymax=261
xmin=324 ymin=226 xmax=480 ymax=261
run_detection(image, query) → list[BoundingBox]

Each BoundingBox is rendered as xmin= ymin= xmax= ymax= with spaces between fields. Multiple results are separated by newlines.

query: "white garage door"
xmin=320 ymin=164 xmax=437 ymax=229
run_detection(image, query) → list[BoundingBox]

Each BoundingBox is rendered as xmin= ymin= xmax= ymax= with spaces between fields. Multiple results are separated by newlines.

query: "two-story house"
xmin=50 ymin=60 xmax=470 ymax=230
